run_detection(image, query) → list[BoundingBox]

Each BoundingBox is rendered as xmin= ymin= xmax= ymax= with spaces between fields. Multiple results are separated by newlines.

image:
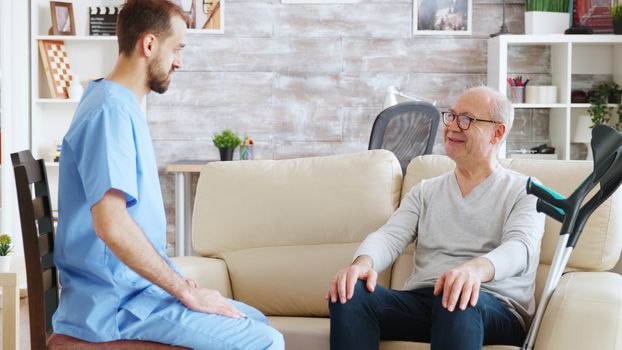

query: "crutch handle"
xmin=536 ymin=199 xmax=565 ymax=222
xmin=526 ymin=178 xmax=566 ymax=209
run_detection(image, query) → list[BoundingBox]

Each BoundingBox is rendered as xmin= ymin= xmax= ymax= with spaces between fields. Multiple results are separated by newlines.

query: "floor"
xmin=0 ymin=297 xmax=31 ymax=349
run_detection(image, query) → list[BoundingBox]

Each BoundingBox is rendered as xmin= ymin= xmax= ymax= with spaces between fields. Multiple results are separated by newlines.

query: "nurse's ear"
xmin=139 ymin=33 xmax=157 ymax=59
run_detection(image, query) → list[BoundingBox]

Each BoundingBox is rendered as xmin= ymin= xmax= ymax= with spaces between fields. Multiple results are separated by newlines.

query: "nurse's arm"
xmin=91 ymin=189 xmax=246 ymax=319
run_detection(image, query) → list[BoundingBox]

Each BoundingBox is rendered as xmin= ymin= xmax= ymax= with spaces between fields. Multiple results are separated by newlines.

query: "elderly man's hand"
xmin=433 ymin=257 xmax=494 ymax=312
xmin=326 ymin=255 xmax=377 ymax=304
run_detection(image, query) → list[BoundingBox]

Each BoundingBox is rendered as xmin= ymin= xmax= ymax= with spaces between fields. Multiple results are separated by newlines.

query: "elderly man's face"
xmin=443 ymin=90 xmax=501 ymax=163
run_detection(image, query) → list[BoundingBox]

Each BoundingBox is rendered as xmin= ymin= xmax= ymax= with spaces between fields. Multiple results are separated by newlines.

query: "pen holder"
xmin=240 ymin=144 xmax=254 ymax=160
xmin=509 ymin=87 xmax=525 ymax=103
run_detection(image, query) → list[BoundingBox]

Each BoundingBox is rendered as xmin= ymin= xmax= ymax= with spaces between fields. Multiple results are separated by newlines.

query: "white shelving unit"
xmin=488 ymin=34 xmax=622 ymax=160
xmin=31 ymin=0 xmax=123 ymax=210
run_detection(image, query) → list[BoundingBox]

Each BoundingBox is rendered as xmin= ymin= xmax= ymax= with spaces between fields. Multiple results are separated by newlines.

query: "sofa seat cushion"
xmin=267 ymin=316 xmax=519 ymax=350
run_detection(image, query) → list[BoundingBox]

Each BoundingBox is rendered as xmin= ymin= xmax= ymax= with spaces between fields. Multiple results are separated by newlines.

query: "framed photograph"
xmin=572 ymin=0 xmax=613 ymax=33
xmin=413 ymin=0 xmax=472 ymax=35
xmin=173 ymin=0 xmax=225 ymax=33
xmin=50 ymin=1 xmax=75 ymax=36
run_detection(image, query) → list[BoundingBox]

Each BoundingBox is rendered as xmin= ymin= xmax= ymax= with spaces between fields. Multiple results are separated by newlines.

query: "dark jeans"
xmin=329 ymin=281 xmax=525 ymax=350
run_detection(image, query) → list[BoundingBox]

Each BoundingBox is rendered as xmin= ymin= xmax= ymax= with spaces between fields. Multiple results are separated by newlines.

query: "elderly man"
xmin=327 ymin=86 xmax=545 ymax=350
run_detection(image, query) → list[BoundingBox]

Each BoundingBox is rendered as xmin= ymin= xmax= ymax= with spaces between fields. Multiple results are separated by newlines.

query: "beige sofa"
xmin=172 ymin=150 xmax=622 ymax=350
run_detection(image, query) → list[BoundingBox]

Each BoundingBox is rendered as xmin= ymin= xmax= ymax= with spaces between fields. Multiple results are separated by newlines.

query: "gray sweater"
xmin=355 ymin=165 xmax=545 ymax=328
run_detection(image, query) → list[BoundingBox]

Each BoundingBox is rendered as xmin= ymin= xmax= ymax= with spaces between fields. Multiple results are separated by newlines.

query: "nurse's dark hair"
xmin=116 ymin=0 xmax=188 ymax=56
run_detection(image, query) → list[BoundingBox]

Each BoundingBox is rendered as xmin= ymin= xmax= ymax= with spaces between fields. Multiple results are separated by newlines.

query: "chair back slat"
xmin=11 ymin=150 xmax=59 ymax=350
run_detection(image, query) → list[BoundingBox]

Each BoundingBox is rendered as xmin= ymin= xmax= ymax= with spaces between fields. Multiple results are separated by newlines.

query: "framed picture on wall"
xmin=50 ymin=1 xmax=75 ymax=35
xmin=572 ymin=0 xmax=613 ymax=33
xmin=413 ymin=0 xmax=472 ymax=35
xmin=172 ymin=0 xmax=224 ymax=33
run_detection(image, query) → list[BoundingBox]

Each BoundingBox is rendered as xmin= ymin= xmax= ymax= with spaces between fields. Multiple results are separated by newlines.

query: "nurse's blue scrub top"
xmin=53 ymin=79 xmax=174 ymax=342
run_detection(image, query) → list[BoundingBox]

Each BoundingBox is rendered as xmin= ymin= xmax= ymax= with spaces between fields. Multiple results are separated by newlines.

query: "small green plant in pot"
xmin=524 ymin=0 xmax=570 ymax=34
xmin=0 ymin=234 xmax=14 ymax=272
xmin=587 ymin=80 xmax=622 ymax=132
xmin=612 ymin=0 xmax=622 ymax=34
xmin=213 ymin=129 xmax=242 ymax=161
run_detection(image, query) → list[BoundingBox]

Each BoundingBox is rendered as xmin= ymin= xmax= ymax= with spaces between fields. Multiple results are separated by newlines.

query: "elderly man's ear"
xmin=491 ymin=124 xmax=506 ymax=145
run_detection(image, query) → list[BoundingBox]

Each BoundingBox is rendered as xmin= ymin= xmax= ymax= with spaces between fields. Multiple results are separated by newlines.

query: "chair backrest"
xmin=368 ymin=101 xmax=440 ymax=174
xmin=11 ymin=150 xmax=58 ymax=350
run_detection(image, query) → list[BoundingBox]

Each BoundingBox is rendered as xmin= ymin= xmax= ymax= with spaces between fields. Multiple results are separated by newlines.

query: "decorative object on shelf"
xmin=53 ymin=144 xmax=62 ymax=162
xmin=212 ymin=129 xmax=241 ymax=161
xmin=172 ymin=0 xmax=224 ymax=32
xmin=49 ymin=1 xmax=75 ymax=36
xmin=573 ymin=115 xmax=593 ymax=160
xmin=525 ymin=85 xmax=557 ymax=104
xmin=240 ymin=133 xmax=254 ymax=160
xmin=89 ymin=6 xmax=118 ymax=36
xmin=507 ymin=76 xmax=529 ymax=103
xmin=413 ymin=0 xmax=472 ymax=35
xmin=67 ymin=74 xmax=84 ymax=101
xmin=524 ymin=0 xmax=570 ymax=34
xmin=612 ymin=0 xmax=622 ymax=34
xmin=587 ymin=80 xmax=622 ymax=131
xmin=571 ymin=89 xmax=588 ymax=103
xmin=571 ymin=0 xmax=614 ymax=33
xmin=0 ymin=234 xmax=14 ymax=272
xmin=491 ymin=0 xmax=510 ymax=37
xmin=38 ymin=40 xmax=72 ymax=99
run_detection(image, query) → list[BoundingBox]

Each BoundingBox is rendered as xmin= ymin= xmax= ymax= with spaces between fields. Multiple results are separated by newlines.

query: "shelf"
xmin=35 ymin=98 xmax=79 ymax=104
xmin=494 ymin=34 xmax=622 ymax=45
xmin=44 ymin=162 xmax=59 ymax=167
xmin=513 ymin=103 xmax=567 ymax=109
xmin=570 ymin=103 xmax=619 ymax=108
xmin=35 ymin=35 xmax=116 ymax=42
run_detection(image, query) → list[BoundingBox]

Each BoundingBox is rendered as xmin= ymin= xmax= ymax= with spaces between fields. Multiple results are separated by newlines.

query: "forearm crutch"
xmin=522 ymin=125 xmax=622 ymax=350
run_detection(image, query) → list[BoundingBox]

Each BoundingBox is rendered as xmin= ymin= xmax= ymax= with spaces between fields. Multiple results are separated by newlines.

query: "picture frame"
xmin=572 ymin=0 xmax=613 ymax=34
xmin=50 ymin=1 xmax=75 ymax=36
xmin=38 ymin=40 xmax=72 ymax=99
xmin=413 ymin=0 xmax=472 ymax=35
xmin=173 ymin=0 xmax=225 ymax=34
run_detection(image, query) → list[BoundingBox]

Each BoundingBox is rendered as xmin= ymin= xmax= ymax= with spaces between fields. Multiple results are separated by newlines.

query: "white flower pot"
xmin=525 ymin=11 xmax=569 ymax=35
xmin=0 ymin=255 xmax=11 ymax=272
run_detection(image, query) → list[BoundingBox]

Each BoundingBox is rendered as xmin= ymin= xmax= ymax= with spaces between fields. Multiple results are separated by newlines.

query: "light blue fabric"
xmin=54 ymin=79 xmax=283 ymax=349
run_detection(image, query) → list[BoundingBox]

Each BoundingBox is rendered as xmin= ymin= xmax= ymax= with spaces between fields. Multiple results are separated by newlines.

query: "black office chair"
xmin=11 ymin=150 xmax=185 ymax=349
xmin=368 ymin=101 xmax=440 ymax=175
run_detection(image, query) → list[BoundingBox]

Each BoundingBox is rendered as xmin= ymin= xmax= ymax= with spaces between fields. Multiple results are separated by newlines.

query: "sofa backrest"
xmin=192 ymin=150 xmax=402 ymax=317
xmin=392 ymin=155 xmax=622 ymax=302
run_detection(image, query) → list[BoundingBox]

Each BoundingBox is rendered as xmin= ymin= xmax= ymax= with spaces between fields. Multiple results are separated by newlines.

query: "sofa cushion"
xmin=193 ymin=150 xmax=402 ymax=255
xmin=267 ymin=316 xmax=520 ymax=350
xmin=192 ymin=150 xmax=402 ymax=315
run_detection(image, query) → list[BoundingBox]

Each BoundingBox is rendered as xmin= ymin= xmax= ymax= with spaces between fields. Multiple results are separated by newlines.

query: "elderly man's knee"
xmin=431 ymin=294 xmax=482 ymax=328
xmin=328 ymin=280 xmax=373 ymax=314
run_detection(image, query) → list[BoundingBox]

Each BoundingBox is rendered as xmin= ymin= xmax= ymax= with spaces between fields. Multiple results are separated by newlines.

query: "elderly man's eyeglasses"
xmin=442 ymin=111 xmax=500 ymax=131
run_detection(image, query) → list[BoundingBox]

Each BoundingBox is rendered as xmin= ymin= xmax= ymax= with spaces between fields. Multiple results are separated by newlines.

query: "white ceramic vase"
xmin=0 ymin=255 xmax=11 ymax=272
xmin=68 ymin=74 xmax=84 ymax=101
xmin=524 ymin=12 xmax=569 ymax=35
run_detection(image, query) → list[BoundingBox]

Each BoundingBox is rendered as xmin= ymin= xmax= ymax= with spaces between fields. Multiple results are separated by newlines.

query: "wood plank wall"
xmin=147 ymin=0 xmax=556 ymax=251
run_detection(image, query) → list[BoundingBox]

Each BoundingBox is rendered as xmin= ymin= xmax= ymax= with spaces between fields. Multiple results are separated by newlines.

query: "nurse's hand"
xmin=179 ymin=287 xmax=247 ymax=319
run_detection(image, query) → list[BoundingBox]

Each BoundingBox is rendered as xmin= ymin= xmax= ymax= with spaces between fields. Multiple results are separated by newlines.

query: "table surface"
xmin=166 ymin=159 xmax=218 ymax=173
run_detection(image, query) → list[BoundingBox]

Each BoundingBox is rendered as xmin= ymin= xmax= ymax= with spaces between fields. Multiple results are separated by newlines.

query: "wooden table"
xmin=166 ymin=160 xmax=218 ymax=256
xmin=0 ymin=271 xmax=19 ymax=350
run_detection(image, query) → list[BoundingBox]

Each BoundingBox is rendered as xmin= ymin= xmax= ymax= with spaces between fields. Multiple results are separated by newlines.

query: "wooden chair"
xmin=11 ymin=150 xmax=187 ymax=349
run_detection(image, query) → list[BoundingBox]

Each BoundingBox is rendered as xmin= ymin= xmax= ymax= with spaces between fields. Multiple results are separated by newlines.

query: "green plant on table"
xmin=212 ymin=129 xmax=242 ymax=149
xmin=0 ymin=234 xmax=14 ymax=256
xmin=587 ymin=80 xmax=622 ymax=131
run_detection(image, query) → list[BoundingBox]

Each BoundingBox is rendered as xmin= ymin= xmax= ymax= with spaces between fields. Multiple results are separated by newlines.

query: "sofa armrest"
xmin=170 ymin=256 xmax=233 ymax=298
xmin=535 ymin=272 xmax=622 ymax=350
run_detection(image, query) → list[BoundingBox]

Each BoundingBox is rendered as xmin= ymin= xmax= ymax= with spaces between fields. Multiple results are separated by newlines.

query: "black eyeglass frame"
xmin=442 ymin=111 xmax=501 ymax=131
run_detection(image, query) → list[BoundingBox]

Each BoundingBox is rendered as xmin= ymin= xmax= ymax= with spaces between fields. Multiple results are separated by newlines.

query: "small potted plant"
xmin=212 ymin=129 xmax=242 ymax=161
xmin=0 ymin=234 xmax=14 ymax=272
xmin=524 ymin=0 xmax=570 ymax=35
xmin=612 ymin=0 xmax=622 ymax=34
xmin=588 ymin=81 xmax=622 ymax=131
